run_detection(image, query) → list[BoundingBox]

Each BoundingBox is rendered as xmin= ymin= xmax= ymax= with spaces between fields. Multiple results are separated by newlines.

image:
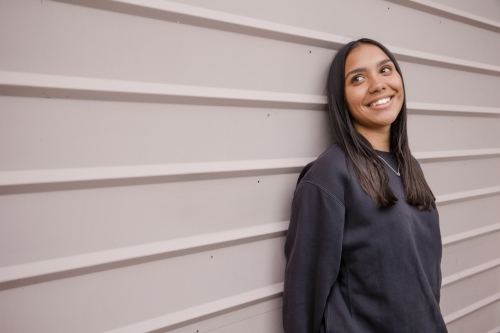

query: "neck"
xmin=355 ymin=125 xmax=391 ymax=152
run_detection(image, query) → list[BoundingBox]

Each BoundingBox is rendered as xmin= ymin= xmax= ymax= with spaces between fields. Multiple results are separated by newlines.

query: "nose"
xmin=368 ymin=76 xmax=386 ymax=94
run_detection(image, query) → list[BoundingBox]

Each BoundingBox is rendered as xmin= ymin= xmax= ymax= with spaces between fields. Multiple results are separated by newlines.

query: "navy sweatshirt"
xmin=283 ymin=144 xmax=447 ymax=333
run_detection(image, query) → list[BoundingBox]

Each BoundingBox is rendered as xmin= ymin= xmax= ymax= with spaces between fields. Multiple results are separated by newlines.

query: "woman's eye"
xmin=381 ymin=67 xmax=391 ymax=74
xmin=352 ymin=75 xmax=363 ymax=83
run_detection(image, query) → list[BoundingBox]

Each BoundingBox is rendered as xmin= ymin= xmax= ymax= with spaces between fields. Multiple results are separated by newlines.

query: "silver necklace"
xmin=378 ymin=155 xmax=400 ymax=176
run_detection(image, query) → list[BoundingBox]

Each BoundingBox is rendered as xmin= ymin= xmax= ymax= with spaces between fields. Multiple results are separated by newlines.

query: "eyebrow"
xmin=345 ymin=59 xmax=393 ymax=81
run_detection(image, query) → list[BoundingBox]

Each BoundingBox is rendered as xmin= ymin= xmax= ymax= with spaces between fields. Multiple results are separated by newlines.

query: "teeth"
xmin=370 ymin=97 xmax=391 ymax=107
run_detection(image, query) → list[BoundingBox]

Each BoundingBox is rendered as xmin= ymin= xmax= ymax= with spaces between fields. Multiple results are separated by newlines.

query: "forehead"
xmin=345 ymin=44 xmax=389 ymax=70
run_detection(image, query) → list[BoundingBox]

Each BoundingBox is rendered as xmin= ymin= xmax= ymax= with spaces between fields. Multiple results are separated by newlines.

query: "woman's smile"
xmin=367 ymin=95 xmax=393 ymax=108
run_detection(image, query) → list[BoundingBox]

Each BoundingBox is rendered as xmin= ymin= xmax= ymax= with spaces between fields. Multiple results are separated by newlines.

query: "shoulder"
xmin=295 ymin=144 xmax=352 ymax=206
xmin=298 ymin=144 xmax=350 ymax=183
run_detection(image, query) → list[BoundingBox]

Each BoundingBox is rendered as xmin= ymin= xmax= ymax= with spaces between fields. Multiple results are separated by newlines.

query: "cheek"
xmin=392 ymin=80 xmax=405 ymax=107
xmin=345 ymin=88 xmax=364 ymax=109
xmin=390 ymin=76 xmax=404 ymax=94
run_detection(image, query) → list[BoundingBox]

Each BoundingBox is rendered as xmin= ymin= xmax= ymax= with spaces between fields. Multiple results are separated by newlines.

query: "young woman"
xmin=283 ymin=39 xmax=447 ymax=333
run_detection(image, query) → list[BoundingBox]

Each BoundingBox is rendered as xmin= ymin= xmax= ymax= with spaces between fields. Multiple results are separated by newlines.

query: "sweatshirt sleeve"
xmin=283 ymin=181 xmax=345 ymax=333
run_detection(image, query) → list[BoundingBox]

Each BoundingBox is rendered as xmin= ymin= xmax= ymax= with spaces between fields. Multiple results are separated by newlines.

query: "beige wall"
xmin=1 ymin=0 xmax=500 ymax=332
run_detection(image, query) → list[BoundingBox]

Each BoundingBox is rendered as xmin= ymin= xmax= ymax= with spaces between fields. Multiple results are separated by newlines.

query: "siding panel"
xmin=0 ymin=174 xmax=295 ymax=266
xmin=0 ymin=238 xmax=285 ymax=333
xmin=0 ymin=96 xmax=330 ymax=170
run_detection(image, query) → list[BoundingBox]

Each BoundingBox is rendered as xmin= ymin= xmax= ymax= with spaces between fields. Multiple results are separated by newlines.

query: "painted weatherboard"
xmin=0 ymin=0 xmax=499 ymax=332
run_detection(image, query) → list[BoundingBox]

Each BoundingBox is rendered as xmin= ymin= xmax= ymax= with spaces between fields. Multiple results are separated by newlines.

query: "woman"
xmin=283 ymin=38 xmax=447 ymax=333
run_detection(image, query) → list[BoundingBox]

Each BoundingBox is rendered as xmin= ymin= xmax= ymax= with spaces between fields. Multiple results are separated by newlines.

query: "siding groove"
xmin=0 ymin=157 xmax=314 ymax=188
xmin=407 ymin=102 xmax=500 ymax=116
xmin=102 ymin=282 xmax=284 ymax=333
xmin=52 ymin=0 xmax=500 ymax=76
xmin=442 ymin=257 xmax=500 ymax=287
xmin=444 ymin=291 xmax=500 ymax=324
xmin=386 ymin=0 xmax=500 ymax=33
xmin=0 ymin=221 xmax=289 ymax=289
xmin=1 ymin=151 xmax=499 ymax=191
xmin=436 ymin=186 xmax=500 ymax=206
xmin=414 ymin=148 xmax=500 ymax=162
xmin=442 ymin=222 xmax=500 ymax=246
xmin=0 ymin=70 xmax=326 ymax=110
xmin=2 ymin=219 xmax=499 ymax=290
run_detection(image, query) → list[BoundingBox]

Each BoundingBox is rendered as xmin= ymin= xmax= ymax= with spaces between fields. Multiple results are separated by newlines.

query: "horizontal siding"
xmin=442 ymin=230 xmax=500 ymax=277
xmin=441 ymin=265 xmax=500 ymax=317
xmin=161 ymin=0 xmax=500 ymax=66
xmin=421 ymin=157 xmax=500 ymax=195
xmin=167 ymin=298 xmax=283 ymax=333
xmin=1 ymin=163 xmax=498 ymax=267
xmin=1 ymin=195 xmax=499 ymax=287
xmin=0 ymin=174 xmax=296 ymax=267
xmin=0 ymin=95 xmax=329 ymax=171
xmin=2 ymin=1 xmax=500 ymax=91
xmin=386 ymin=0 xmax=500 ymax=33
xmin=0 ymin=237 xmax=285 ymax=333
xmin=408 ymin=113 xmax=500 ymax=152
xmin=401 ymin=0 xmax=500 ymax=25
xmin=446 ymin=299 xmax=500 ymax=333
xmin=439 ymin=194 xmax=500 ymax=237
xmin=0 ymin=222 xmax=289 ymax=287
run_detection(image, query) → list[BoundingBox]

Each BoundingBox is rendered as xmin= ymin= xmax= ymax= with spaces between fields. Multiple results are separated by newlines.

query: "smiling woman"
xmin=344 ymin=44 xmax=404 ymax=148
xmin=283 ymin=39 xmax=448 ymax=333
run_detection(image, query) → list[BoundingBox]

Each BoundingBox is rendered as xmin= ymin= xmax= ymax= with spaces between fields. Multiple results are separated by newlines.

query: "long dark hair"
xmin=327 ymin=38 xmax=435 ymax=211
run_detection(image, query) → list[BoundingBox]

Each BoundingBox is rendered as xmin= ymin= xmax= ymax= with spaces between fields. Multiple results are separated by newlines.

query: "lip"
xmin=366 ymin=95 xmax=395 ymax=110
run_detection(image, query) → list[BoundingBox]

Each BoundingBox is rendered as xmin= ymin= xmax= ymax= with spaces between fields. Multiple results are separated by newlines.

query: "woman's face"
xmin=344 ymin=43 xmax=404 ymax=136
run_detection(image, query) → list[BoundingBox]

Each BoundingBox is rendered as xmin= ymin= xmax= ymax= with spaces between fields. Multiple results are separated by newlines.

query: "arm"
xmin=283 ymin=181 xmax=345 ymax=333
